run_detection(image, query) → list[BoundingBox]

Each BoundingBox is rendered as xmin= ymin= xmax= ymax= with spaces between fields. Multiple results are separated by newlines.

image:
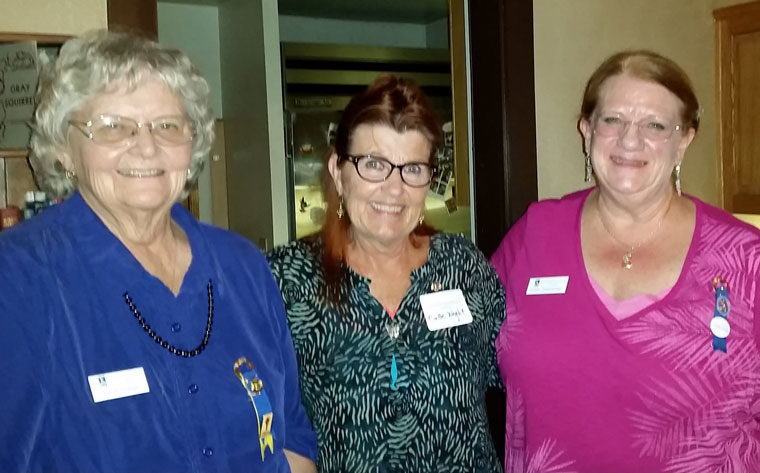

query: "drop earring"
xmin=674 ymin=163 xmax=682 ymax=196
xmin=65 ymin=169 xmax=76 ymax=180
xmin=418 ymin=214 xmax=425 ymax=226
xmin=584 ymin=152 xmax=593 ymax=183
xmin=337 ymin=196 xmax=345 ymax=219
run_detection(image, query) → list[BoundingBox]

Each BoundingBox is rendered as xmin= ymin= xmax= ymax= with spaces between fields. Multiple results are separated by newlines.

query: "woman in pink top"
xmin=491 ymin=50 xmax=760 ymax=473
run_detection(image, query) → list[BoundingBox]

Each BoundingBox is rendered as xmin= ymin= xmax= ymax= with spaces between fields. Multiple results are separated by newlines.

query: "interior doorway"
xmin=277 ymin=0 xmax=473 ymax=241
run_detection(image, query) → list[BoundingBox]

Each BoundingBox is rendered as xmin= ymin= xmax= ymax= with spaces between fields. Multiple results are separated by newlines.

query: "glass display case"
xmin=282 ymin=42 xmax=471 ymax=240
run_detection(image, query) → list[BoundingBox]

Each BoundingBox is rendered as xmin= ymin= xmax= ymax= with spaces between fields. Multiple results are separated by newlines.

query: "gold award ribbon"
xmin=233 ymin=356 xmax=275 ymax=460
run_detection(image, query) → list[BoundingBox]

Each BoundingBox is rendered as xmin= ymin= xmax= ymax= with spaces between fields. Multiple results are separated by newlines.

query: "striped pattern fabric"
xmin=268 ymin=233 xmax=505 ymax=472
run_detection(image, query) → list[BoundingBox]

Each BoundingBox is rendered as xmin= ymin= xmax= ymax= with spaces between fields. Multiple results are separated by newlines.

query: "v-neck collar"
xmin=574 ymin=189 xmax=702 ymax=325
xmin=345 ymin=233 xmax=444 ymax=322
xmin=61 ymin=191 xmax=210 ymax=301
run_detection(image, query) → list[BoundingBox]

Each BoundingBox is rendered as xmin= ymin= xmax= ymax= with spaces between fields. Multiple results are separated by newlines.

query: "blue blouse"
xmin=0 ymin=192 xmax=316 ymax=472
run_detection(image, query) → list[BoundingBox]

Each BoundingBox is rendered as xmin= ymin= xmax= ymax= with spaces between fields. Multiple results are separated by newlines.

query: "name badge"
xmin=420 ymin=289 xmax=473 ymax=331
xmin=87 ymin=367 xmax=150 ymax=403
xmin=526 ymin=276 xmax=569 ymax=295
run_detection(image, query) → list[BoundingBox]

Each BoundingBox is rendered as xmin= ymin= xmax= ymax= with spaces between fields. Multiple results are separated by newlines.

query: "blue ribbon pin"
xmin=710 ymin=277 xmax=731 ymax=353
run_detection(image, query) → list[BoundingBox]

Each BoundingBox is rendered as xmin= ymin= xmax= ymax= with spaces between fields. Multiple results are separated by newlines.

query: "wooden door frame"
xmin=714 ymin=1 xmax=760 ymax=211
xmin=469 ymin=0 xmax=538 ymax=257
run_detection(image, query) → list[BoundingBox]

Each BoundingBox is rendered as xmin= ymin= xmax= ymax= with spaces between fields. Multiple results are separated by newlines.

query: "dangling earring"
xmin=336 ymin=196 xmax=345 ymax=219
xmin=584 ymin=152 xmax=593 ymax=183
xmin=674 ymin=163 xmax=682 ymax=196
xmin=186 ymin=168 xmax=192 ymax=180
xmin=65 ymin=169 xmax=76 ymax=180
xmin=418 ymin=214 xmax=425 ymax=226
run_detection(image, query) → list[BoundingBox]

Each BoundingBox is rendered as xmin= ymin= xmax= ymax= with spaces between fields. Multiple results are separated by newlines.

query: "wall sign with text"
xmin=0 ymin=41 xmax=38 ymax=149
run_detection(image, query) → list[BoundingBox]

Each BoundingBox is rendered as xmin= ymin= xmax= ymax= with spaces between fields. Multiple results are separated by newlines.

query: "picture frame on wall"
xmin=0 ymin=33 xmax=67 ymax=212
xmin=0 ymin=40 xmax=39 ymax=149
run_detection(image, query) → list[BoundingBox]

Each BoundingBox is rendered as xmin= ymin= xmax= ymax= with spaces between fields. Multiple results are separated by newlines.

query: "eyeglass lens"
xmin=80 ymin=115 xmax=193 ymax=146
xmin=350 ymin=155 xmax=433 ymax=187
xmin=594 ymin=114 xmax=680 ymax=141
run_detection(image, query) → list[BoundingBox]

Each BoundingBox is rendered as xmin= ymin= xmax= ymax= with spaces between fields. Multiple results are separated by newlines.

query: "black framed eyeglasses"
xmin=69 ymin=114 xmax=195 ymax=147
xmin=342 ymin=154 xmax=435 ymax=188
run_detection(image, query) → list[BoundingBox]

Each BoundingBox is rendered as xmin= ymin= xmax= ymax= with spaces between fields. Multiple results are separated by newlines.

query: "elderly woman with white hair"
xmin=0 ymin=31 xmax=316 ymax=472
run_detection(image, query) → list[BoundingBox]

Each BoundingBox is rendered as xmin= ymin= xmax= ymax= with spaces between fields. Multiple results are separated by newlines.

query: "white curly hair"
xmin=30 ymin=29 xmax=215 ymax=199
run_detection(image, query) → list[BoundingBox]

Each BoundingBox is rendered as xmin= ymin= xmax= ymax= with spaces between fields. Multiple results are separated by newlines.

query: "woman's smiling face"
xmin=329 ymin=123 xmax=431 ymax=250
xmin=63 ymin=75 xmax=192 ymax=217
xmin=580 ymin=73 xmax=695 ymax=199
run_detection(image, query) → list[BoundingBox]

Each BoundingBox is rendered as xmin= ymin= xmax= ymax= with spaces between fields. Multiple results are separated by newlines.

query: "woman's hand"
xmin=284 ymin=449 xmax=317 ymax=473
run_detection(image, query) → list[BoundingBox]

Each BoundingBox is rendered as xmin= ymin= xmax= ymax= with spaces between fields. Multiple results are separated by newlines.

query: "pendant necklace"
xmin=596 ymin=196 xmax=672 ymax=270
xmin=384 ymin=305 xmax=400 ymax=390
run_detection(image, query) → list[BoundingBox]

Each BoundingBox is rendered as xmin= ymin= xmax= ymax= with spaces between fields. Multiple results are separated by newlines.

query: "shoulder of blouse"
xmin=429 ymin=232 xmax=501 ymax=281
xmin=430 ymin=232 xmax=485 ymax=263
xmin=265 ymin=235 xmax=325 ymax=293
xmin=266 ymin=235 xmax=322 ymax=268
xmin=692 ymin=196 xmax=760 ymax=243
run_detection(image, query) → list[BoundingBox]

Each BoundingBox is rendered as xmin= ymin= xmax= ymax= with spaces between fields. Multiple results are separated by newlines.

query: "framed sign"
xmin=0 ymin=40 xmax=38 ymax=149
xmin=0 ymin=34 xmax=68 ymax=210
xmin=0 ymin=33 xmax=68 ymax=159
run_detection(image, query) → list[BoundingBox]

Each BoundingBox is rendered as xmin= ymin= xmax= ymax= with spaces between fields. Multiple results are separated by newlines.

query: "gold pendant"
xmin=622 ymin=250 xmax=633 ymax=269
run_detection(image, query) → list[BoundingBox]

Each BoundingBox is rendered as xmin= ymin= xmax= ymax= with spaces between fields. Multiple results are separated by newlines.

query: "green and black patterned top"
xmin=267 ymin=233 xmax=505 ymax=473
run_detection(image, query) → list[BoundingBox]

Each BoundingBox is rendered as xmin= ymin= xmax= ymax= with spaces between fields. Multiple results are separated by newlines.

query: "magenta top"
xmin=491 ymin=188 xmax=760 ymax=473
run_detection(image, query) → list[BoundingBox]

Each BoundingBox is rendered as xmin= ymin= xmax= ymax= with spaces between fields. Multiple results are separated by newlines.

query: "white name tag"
xmin=420 ymin=289 xmax=473 ymax=331
xmin=87 ymin=367 xmax=150 ymax=403
xmin=526 ymin=276 xmax=569 ymax=295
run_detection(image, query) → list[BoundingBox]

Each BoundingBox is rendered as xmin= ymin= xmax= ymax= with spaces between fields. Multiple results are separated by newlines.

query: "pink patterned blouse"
xmin=492 ymin=188 xmax=760 ymax=473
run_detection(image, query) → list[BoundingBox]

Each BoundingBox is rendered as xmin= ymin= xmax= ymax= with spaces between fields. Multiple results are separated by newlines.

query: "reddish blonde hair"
xmin=580 ymin=50 xmax=700 ymax=132
xmin=318 ymin=74 xmax=441 ymax=302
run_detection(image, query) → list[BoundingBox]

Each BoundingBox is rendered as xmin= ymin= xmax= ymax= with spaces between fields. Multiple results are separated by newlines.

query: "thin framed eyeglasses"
xmin=343 ymin=154 xmax=435 ymax=187
xmin=593 ymin=114 xmax=683 ymax=141
xmin=69 ymin=114 xmax=195 ymax=147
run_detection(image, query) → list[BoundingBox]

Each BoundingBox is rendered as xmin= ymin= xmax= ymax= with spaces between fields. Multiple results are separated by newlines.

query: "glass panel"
xmin=425 ymin=107 xmax=471 ymax=237
xmin=289 ymin=108 xmax=342 ymax=239
xmin=280 ymin=0 xmax=473 ymax=240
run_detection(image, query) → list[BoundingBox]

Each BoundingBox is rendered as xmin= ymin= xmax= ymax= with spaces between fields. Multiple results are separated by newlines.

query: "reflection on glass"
xmin=290 ymin=110 xmax=340 ymax=239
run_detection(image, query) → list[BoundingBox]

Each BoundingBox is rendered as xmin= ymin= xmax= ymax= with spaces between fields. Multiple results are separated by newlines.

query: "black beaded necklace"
xmin=123 ymin=280 xmax=214 ymax=357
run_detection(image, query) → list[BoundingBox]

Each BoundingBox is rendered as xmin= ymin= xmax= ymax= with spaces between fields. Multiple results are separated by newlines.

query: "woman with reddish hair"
xmin=268 ymin=75 xmax=505 ymax=472
xmin=492 ymin=50 xmax=760 ymax=472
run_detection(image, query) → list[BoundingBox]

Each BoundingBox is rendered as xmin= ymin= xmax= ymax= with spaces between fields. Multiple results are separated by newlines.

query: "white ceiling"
xmin=158 ymin=0 xmax=449 ymax=24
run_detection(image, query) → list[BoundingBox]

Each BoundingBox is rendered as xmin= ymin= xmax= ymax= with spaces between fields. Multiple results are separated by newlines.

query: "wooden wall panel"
xmin=469 ymin=0 xmax=538 ymax=257
xmin=715 ymin=1 xmax=760 ymax=213
xmin=735 ymin=32 xmax=760 ymax=198
xmin=5 ymin=157 xmax=36 ymax=209
xmin=106 ymin=0 xmax=158 ymax=39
